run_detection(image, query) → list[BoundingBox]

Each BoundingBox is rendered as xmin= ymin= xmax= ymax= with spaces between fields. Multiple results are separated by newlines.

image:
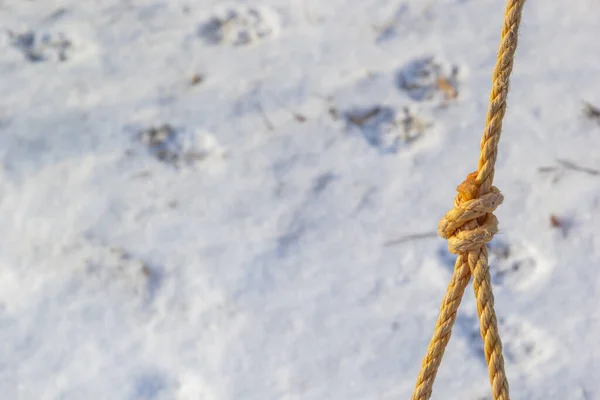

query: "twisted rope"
xmin=410 ymin=1 xmax=526 ymax=399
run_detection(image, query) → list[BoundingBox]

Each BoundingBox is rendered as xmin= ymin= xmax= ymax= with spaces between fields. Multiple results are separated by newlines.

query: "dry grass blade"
xmin=256 ymin=101 xmax=274 ymax=131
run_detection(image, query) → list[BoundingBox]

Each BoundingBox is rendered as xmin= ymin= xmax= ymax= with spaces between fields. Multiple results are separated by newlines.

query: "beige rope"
xmin=410 ymin=1 xmax=527 ymax=399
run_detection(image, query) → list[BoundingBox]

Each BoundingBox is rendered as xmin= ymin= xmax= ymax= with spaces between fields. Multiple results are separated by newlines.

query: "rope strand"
xmin=410 ymin=1 xmax=526 ymax=399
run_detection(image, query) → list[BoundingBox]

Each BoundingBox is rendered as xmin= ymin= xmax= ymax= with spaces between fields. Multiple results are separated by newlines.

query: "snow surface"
xmin=1 ymin=0 xmax=600 ymax=399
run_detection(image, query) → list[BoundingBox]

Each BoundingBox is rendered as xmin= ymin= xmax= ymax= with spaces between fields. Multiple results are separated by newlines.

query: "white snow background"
xmin=1 ymin=0 xmax=600 ymax=399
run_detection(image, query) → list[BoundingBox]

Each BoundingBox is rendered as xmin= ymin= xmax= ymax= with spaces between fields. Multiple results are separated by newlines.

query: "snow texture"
xmin=1 ymin=0 xmax=600 ymax=399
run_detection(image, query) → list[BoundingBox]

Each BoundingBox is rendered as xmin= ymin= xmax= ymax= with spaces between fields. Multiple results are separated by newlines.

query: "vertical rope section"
xmin=477 ymin=0 xmax=527 ymax=195
xmin=410 ymin=1 xmax=527 ymax=399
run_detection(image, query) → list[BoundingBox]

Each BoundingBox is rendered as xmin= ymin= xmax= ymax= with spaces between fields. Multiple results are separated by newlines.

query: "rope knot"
xmin=438 ymin=172 xmax=504 ymax=254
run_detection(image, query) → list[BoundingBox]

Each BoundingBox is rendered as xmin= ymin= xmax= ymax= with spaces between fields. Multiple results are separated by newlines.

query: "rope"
xmin=410 ymin=1 xmax=526 ymax=399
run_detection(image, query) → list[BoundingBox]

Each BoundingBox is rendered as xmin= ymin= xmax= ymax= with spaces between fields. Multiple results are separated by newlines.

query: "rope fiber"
xmin=410 ymin=1 xmax=527 ymax=399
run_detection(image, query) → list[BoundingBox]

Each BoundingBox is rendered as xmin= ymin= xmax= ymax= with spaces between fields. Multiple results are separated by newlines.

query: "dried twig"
xmin=538 ymin=159 xmax=600 ymax=180
xmin=557 ymin=159 xmax=600 ymax=176
xmin=293 ymin=113 xmax=307 ymax=123
xmin=270 ymin=97 xmax=308 ymax=123
xmin=44 ymin=7 xmax=68 ymax=22
xmin=384 ymin=232 xmax=437 ymax=246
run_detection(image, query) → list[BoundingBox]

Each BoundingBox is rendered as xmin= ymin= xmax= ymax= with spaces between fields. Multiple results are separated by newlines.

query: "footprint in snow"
xmin=198 ymin=4 xmax=281 ymax=46
xmin=84 ymin=245 xmax=164 ymax=303
xmin=487 ymin=238 xmax=550 ymax=292
xmin=437 ymin=238 xmax=550 ymax=292
xmin=135 ymin=124 xmax=226 ymax=169
xmin=396 ymin=56 xmax=463 ymax=104
xmin=458 ymin=314 xmax=556 ymax=372
xmin=343 ymin=105 xmax=433 ymax=154
xmin=7 ymin=29 xmax=75 ymax=62
xmin=499 ymin=317 xmax=557 ymax=368
xmin=131 ymin=369 xmax=171 ymax=400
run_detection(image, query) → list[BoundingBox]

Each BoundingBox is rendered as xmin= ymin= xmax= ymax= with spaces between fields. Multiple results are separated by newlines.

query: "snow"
xmin=1 ymin=0 xmax=599 ymax=399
